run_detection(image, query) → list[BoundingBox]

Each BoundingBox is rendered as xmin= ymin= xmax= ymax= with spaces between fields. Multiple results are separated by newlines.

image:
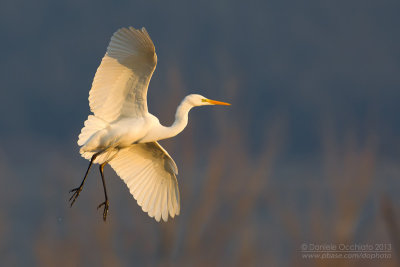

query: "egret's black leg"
xmin=97 ymin=162 xmax=109 ymax=221
xmin=69 ymin=153 xmax=99 ymax=206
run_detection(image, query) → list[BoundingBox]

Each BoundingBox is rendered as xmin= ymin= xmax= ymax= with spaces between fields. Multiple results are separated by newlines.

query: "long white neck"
xmin=169 ymin=100 xmax=193 ymax=137
xmin=145 ymin=98 xmax=193 ymax=142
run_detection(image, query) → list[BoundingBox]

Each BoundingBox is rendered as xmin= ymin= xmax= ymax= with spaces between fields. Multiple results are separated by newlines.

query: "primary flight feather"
xmin=70 ymin=26 xmax=230 ymax=222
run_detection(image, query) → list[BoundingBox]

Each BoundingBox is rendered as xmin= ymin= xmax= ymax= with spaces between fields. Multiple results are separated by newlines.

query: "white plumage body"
xmin=81 ymin=115 xmax=157 ymax=153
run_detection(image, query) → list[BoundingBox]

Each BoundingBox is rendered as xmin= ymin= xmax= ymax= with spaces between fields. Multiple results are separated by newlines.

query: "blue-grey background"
xmin=0 ymin=0 xmax=399 ymax=266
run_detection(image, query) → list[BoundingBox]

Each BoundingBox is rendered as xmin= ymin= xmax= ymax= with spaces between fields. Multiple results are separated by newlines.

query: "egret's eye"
xmin=201 ymin=99 xmax=208 ymax=102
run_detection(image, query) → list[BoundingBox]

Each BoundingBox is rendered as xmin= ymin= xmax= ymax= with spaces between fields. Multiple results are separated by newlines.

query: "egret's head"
xmin=185 ymin=94 xmax=231 ymax=107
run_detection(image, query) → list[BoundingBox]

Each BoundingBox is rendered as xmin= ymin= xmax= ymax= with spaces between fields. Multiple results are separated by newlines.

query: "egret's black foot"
xmin=69 ymin=187 xmax=82 ymax=207
xmin=97 ymin=200 xmax=109 ymax=221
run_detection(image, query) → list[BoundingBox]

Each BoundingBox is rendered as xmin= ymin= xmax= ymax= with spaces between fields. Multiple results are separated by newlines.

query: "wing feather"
xmin=109 ymin=142 xmax=180 ymax=222
xmin=148 ymin=177 xmax=162 ymax=217
xmin=89 ymin=27 xmax=157 ymax=122
xmin=167 ymin=178 xmax=174 ymax=217
xmin=131 ymin=164 xmax=152 ymax=196
xmin=142 ymin=175 xmax=157 ymax=212
xmin=135 ymin=167 xmax=154 ymax=205
xmin=161 ymin=182 xmax=168 ymax=221
xmin=153 ymin=184 xmax=163 ymax=222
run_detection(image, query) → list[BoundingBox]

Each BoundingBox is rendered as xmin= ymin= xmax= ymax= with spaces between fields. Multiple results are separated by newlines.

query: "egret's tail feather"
xmin=78 ymin=115 xmax=108 ymax=147
xmin=78 ymin=115 xmax=109 ymax=162
xmin=78 ymin=115 xmax=118 ymax=163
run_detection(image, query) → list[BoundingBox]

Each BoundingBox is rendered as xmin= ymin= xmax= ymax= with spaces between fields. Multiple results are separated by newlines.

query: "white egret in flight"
xmin=70 ymin=27 xmax=230 ymax=222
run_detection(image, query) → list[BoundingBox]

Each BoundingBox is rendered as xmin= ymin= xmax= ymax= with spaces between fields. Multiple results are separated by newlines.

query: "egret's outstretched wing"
xmin=89 ymin=27 xmax=157 ymax=122
xmin=109 ymin=142 xmax=180 ymax=222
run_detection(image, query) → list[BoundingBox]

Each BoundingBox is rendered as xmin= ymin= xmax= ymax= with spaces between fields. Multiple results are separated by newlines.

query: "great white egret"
xmin=69 ymin=26 xmax=230 ymax=222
